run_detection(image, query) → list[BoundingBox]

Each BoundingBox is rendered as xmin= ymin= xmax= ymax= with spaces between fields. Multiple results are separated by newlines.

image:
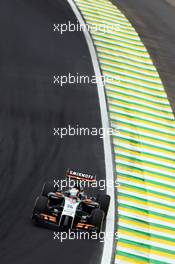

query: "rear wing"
xmin=66 ymin=169 xmax=96 ymax=183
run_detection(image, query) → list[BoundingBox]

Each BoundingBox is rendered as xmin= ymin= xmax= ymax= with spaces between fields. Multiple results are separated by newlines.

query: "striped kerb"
xmin=74 ymin=0 xmax=175 ymax=263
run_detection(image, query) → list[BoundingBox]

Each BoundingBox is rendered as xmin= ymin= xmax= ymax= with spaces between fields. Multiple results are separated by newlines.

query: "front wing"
xmin=32 ymin=212 xmax=95 ymax=232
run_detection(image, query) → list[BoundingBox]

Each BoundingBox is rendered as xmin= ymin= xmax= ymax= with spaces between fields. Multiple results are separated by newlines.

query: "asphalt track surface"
xmin=114 ymin=0 xmax=175 ymax=114
xmin=0 ymin=1 xmax=106 ymax=263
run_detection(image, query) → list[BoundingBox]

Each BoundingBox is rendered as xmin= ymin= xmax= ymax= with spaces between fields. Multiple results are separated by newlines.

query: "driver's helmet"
xmin=74 ymin=182 xmax=84 ymax=192
xmin=69 ymin=188 xmax=79 ymax=198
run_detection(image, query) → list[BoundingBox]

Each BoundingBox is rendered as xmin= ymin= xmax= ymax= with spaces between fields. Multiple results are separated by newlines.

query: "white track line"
xmin=67 ymin=1 xmax=116 ymax=263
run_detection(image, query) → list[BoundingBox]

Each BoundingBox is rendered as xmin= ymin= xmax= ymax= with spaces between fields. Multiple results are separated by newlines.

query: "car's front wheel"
xmin=97 ymin=193 xmax=110 ymax=217
xmin=89 ymin=208 xmax=104 ymax=233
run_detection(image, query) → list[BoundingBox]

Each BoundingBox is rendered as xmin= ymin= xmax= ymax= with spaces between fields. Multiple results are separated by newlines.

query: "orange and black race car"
xmin=32 ymin=169 xmax=110 ymax=233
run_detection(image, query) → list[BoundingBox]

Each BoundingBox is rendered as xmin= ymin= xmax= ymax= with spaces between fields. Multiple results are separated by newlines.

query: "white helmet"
xmin=69 ymin=188 xmax=79 ymax=198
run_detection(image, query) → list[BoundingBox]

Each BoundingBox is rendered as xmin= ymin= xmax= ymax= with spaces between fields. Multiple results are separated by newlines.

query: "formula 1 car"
xmin=32 ymin=169 xmax=110 ymax=233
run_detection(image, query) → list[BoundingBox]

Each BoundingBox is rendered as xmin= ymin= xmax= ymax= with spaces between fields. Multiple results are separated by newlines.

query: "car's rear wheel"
xmin=97 ymin=193 xmax=110 ymax=217
xmin=42 ymin=182 xmax=56 ymax=197
xmin=89 ymin=208 xmax=104 ymax=233
xmin=33 ymin=196 xmax=48 ymax=214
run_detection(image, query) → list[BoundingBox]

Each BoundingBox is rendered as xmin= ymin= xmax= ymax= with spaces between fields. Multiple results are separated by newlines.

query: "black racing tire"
xmin=97 ymin=193 xmax=110 ymax=217
xmin=33 ymin=196 xmax=48 ymax=214
xmin=42 ymin=182 xmax=55 ymax=197
xmin=89 ymin=208 xmax=104 ymax=233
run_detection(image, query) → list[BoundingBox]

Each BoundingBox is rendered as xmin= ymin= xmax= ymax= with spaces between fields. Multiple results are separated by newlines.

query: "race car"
xmin=32 ymin=169 xmax=110 ymax=233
